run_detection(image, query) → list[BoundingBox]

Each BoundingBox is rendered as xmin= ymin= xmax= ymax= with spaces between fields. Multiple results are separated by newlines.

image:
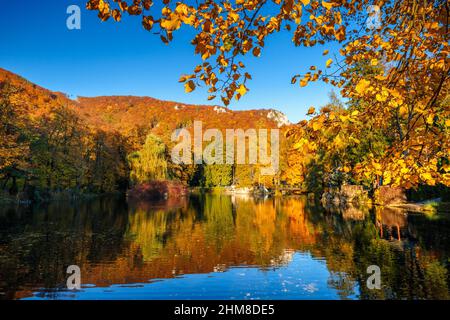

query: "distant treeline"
xmin=0 ymin=81 xmax=286 ymax=202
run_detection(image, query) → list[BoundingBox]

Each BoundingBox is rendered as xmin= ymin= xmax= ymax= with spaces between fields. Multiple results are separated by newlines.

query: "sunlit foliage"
xmin=128 ymin=133 xmax=169 ymax=184
xmin=87 ymin=0 xmax=449 ymax=189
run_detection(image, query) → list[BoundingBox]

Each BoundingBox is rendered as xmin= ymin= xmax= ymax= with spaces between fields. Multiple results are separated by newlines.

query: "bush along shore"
xmin=321 ymin=184 xmax=450 ymax=215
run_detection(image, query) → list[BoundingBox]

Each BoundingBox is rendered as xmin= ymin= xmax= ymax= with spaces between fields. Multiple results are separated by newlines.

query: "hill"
xmin=0 ymin=67 xmax=292 ymax=199
xmin=0 ymin=68 xmax=290 ymax=141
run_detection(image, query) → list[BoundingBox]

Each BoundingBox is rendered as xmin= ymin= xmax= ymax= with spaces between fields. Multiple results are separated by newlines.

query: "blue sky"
xmin=0 ymin=0 xmax=341 ymax=123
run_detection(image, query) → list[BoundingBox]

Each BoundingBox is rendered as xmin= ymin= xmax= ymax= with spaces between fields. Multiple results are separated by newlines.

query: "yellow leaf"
xmin=322 ymin=1 xmax=333 ymax=10
xmin=334 ymin=135 xmax=344 ymax=148
xmin=375 ymin=90 xmax=388 ymax=102
xmin=178 ymin=75 xmax=189 ymax=82
xmin=219 ymin=57 xmax=228 ymax=67
xmin=175 ymin=3 xmax=189 ymax=16
xmin=421 ymin=172 xmax=434 ymax=184
xmin=228 ymin=11 xmax=239 ymax=22
xmin=370 ymin=58 xmax=379 ymax=66
xmin=355 ymin=79 xmax=370 ymax=95
xmin=184 ymin=80 xmax=195 ymax=93
xmin=322 ymin=49 xmax=329 ymax=56
xmin=400 ymin=167 xmax=409 ymax=174
xmin=161 ymin=16 xmax=181 ymax=31
xmin=384 ymin=172 xmax=392 ymax=185
xmin=312 ymin=121 xmax=322 ymax=131
xmin=325 ymin=59 xmax=333 ymax=68
xmin=339 ymin=115 xmax=349 ymax=122
xmin=300 ymin=0 xmax=310 ymax=5
xmin=293 ymin=139 xmax=307 ymax=150
xmin=237 ymin=84 xmax=247 ymax=96
xmin=373 ymin=162 xmax=381 ymax=170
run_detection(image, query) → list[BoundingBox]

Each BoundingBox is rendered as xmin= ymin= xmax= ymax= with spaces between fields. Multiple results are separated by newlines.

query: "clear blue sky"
xmin=0 ymin=0 xmax=341 ymax=123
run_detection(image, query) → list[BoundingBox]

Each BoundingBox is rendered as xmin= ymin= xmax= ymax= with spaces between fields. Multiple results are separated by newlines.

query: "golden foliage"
xmin=84 ymin=0 xmax=449 ymax=188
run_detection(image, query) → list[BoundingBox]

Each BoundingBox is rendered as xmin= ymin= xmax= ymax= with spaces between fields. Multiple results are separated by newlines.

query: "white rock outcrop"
xmin=267 ymin=109 xmax=291 ymax=127
xmin=213 ymin=106 xmax=227 ymax=113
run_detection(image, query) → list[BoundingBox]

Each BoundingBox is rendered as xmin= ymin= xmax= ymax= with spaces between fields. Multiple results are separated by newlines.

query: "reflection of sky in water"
xmin=24 ymin=253 xmax=359 ymax=300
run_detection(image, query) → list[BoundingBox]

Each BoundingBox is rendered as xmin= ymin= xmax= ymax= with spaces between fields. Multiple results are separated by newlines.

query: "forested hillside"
xmin=0 ymin=68 xmax=290 ymax=201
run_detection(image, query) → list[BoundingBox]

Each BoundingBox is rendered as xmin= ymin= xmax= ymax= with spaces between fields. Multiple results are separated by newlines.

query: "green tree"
xmin=128 ymin=134 xmax=168 ymax=184
xmin=30 ymin=106 xmax=84 ymax=191
xmin=204 ymin=164 xmax=233 ymax=187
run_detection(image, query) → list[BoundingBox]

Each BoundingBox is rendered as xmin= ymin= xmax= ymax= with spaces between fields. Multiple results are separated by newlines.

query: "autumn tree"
xmin=0 ymin=82 xmax=31 ymax=194
xmin=30 ymin=106 xmax=85 ymax=191
xmin=0 ymin=76 xmax=131 ymax=198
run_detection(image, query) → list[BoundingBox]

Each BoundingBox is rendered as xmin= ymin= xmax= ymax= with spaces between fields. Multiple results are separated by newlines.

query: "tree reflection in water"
xmin=0 ymin=194 xmax=448 ymax=299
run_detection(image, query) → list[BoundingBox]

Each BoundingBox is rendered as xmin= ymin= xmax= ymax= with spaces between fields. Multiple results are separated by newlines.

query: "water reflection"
xmin=0 ymin=195 xmax=448 ymax=300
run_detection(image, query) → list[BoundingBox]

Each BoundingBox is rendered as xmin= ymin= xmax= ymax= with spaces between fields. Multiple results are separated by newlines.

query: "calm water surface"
xmin=0 ymin=194 xmax=449 ymax=300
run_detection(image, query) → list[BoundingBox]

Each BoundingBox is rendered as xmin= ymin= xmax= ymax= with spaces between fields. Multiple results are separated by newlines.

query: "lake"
xmin=0 ymin=194 xmax=449 ymax=300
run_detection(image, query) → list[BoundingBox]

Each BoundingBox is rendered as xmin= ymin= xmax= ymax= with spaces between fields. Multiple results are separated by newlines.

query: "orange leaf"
xmin=307 ymin=106 xmax=315 ymax=115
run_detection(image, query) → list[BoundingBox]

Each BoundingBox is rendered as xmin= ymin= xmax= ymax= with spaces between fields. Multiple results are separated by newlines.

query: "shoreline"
xmin=2 ymin=187 xmax=449 ymax=217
